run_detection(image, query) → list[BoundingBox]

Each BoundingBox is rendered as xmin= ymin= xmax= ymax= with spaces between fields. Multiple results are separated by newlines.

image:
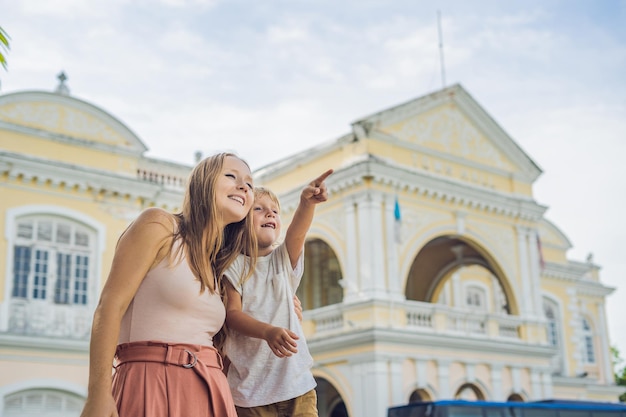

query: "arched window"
xmin=582 ymin=318 xmax=595 ymax=364
xmin=465 ymin=285 xmax=486 ymax=311
xmin=507 ymin=393 xmax=525 ymax=402
xmin=3 ymin=389 xmax=84 ymax=417
xmin=11 ymin=216 xmax=94 ymax=305
xmin=6 ymin=212 xmax=99 ymax=339
xmin=297 ymin=239 xmax=343 ymax=310
xmin=409 ymin=389 xmax=432 ymax=403
xmin=544 ymin=302 xmax=558 ymax=347
xmin=454 ymin=383 xmax=485 ymax=401
xmin=543 ymin=297 xmax=565 ymax=375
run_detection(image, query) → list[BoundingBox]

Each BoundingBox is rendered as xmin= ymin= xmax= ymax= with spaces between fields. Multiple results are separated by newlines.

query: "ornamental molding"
xmin=368 ymin=129 xmax=520 ymax=181
xmin=0 ymin=120 xmax=144 ymax=158
xmin=253 ymin=134 xmax=351 ymax=182
xmin=308 ymin=326 xmax=555 ymax=359
xmin=273 ymin=156 xmax=546 ymax=222
xmin=542 ymin=263 xmax=614 ymax=296
xmin=0 ymin=151 xmax=184 ymax=208
xmin=0 ymin=90 xmax=147 ymax=154
xmin=351 ymin=84 xmax=542 ymax=182
xmin=0 ymin=332 xmax=89 ymax=353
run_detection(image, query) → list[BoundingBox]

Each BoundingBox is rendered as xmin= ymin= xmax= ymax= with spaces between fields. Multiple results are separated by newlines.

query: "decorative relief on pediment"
xmin=0 ymin=102 xmax=129 ymax=146
xmin=382 ymin=106 xmax=515 ymax=171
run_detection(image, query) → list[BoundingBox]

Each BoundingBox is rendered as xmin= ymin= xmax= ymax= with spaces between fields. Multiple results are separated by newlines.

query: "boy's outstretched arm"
xmin=285 ymin=169 xmax=333 ymax=268
xmin=224 ymin=280 xmax=299 ymax=358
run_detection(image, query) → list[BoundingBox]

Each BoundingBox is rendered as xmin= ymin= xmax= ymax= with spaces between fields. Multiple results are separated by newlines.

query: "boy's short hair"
xmin=254 ymin=187 xmax=281 ymax=210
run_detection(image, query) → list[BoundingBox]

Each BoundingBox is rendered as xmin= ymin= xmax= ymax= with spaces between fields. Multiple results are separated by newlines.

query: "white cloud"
xmin=15 ymin=0 xmax=129 ymax=18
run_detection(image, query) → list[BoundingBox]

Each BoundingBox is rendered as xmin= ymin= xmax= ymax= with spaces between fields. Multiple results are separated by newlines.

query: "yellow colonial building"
xmin=0 ymin=78 xmax=621 ymax=417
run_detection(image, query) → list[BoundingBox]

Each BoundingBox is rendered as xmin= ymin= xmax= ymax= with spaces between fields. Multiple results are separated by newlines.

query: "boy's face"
xmin=252 ymin=194 xmax=282 ymax=254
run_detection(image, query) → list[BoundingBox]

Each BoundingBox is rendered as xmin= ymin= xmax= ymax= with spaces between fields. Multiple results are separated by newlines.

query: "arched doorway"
xmin=454 ymin=383 xmax=485 ymax=401
xmin=298 ymin=239 xmax=343 ymax=310
xmin=507 ymin=393 xmax=525 ymax=402
xmin=315 ymin=377 xmax=349 ymax=417
xmin=405 ymin=236 xmax=516 ymax=315
xmin=409 ymin=388 xmax=432 ymax=403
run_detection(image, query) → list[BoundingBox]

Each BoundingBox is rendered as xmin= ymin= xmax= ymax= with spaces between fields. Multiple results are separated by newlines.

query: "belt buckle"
xmin=182 ymin=349 xmax=197 ymax=368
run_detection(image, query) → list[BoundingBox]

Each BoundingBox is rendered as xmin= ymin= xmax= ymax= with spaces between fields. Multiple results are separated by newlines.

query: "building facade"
xmin=0 ymin=80 xmax=621 ymax=417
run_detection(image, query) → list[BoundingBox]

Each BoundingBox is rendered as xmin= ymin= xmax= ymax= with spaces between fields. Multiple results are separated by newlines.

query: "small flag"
xmin=394 ymin=197 xmax=402 ymax=244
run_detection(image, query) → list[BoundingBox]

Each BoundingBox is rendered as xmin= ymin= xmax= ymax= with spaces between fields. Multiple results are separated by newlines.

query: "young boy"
xmin=223 ymin=169 xmax=333 ymax=417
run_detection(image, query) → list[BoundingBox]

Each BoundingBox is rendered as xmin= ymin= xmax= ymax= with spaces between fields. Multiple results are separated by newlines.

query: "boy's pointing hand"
xmin=302 ymin=169 xmax=333 ymax=205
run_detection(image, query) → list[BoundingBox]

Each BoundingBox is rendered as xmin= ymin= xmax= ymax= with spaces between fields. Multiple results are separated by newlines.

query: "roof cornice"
xmin=0 ymin=90 xmax=147 ymax=154
xmin=0 ymin=151 xmax=184 ymax=208
xmin=352 ymin=84 xmax=542 ymax=183
xmin=279 ymin=156 xmax=547 ymax=221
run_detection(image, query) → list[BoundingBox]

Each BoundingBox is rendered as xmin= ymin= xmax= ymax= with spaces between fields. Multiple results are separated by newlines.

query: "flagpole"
xmin=437 ymin=10 xmax=447 ymax=89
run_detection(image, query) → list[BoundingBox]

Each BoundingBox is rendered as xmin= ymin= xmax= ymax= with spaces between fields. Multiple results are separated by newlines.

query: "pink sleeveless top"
xmin=119 ymin=242 xmax=225 ymax=347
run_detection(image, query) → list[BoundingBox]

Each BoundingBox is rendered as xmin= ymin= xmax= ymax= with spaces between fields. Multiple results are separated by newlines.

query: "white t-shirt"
xmin=223 ymin=243 xmax=316 ymax=407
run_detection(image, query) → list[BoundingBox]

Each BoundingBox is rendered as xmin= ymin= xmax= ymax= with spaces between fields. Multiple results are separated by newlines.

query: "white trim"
xmin=0 ymin=379 xmax=87 ymax=397
xmin=0 ymin=90 xmax=147 ymax=154
xmin=451 ymin=378 xmax=492 ymax=401
xmin=462 ymin=282 xmax=490 ymax=312
xmin=2 ymin=205 xmax=106 ymax=332
xmin=542 ymin=293 xmax=569 ymax=376
xmin=0 ymin=379 xmax=87 ymax=414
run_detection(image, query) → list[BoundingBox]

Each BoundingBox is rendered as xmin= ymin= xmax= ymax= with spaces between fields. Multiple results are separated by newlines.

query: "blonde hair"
xmin=254 ymin=186 xmax=281 ymax=211
xmin=173 ymin=152 xmax=257 ymax=294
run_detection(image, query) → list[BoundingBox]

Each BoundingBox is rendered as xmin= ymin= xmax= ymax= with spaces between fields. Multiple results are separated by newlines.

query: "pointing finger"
xmin=312 ymin=169 xmax=333 ymax=186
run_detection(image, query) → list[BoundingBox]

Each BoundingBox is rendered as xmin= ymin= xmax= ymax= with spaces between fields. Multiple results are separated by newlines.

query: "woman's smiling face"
xmin=215 ymin=156 xmax=254 ymax=226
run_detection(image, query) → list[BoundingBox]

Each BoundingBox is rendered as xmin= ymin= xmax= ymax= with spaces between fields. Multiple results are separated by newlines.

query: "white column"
xmin=452 ymin=272 xmax=461 ymax=307
xmin=516 ymin=226 xmax=532 ymax=316
xmin=356 ymin=192 xmax=386 ymax=299
xmin=351 ymin=362 xmax=365 ymax=417
xmin=343 ymin=199 xmax=360 ymax=303
xmin=360 ymin=360 xmax=390 ymax=417
xmin=490 ymin=364 xmax=503 ymax=400
xmin=511 ymin=366 xmax=521 ymax=393
xmin=541 ymin=371 xmax=553 ymax=398
xmin=437 ymin=359 xmax=451 ymax=398
xmin=530 ymin=368 xmax=541 ymax=399
xmin=390 ymin=358 xmax=405 ymax=406
xmin=384 ymin=194 xmax=403 ymax=301
xmin=597 ymin=301 xmax=614 ymax=384
xmin=570 ymin=290 xmax=584 ymax=376
xmin=528 ymin=229 xmax=543 ymax=317
xmin=415 ymin=359 xmax=427 ymax=388
xmin=465 ymin=363 xmax=475 ymax=383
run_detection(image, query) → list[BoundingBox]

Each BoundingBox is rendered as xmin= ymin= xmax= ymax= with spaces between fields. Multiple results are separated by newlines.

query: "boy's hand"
xmin=301 ymin=169 xmax=333 ymax=205
xmin=264 ymin=326 xmax=299 ymax=358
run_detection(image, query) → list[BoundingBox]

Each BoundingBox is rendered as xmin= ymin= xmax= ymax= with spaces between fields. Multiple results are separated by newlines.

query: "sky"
xmin=1 ymin=0 xmax=625 ymax=369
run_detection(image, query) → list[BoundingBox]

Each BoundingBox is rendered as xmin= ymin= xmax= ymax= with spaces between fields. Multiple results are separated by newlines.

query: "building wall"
xmin=0 ymin=84 xmax=621 ymax=417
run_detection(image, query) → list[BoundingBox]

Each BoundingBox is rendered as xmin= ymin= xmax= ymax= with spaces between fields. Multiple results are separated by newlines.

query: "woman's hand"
xmin=80 ymin=391 xmax=118 ymax=417
xmin=294 ymin=295 xmax=303 ymax=321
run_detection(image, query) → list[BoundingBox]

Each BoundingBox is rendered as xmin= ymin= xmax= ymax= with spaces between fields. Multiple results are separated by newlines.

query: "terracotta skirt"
xmin=112 ymin=341 xmax=237 ymax=417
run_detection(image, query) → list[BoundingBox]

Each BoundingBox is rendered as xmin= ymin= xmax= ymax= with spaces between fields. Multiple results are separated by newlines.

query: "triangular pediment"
xmin=0 ymin=91 xmax=147 ymax=154
xmin=352 ymin=84 xmax=541 ymax=181
xmin=381 ymin=104 xmax=515 ymax=171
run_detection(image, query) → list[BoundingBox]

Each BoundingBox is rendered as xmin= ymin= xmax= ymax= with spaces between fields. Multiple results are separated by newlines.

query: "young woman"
xmin=80 ymin=153 xmax=257 ymax=417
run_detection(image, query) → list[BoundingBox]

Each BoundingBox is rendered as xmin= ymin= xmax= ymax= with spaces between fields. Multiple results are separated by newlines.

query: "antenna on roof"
xmin=437 ymin=10 xmax=446 ymax=89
